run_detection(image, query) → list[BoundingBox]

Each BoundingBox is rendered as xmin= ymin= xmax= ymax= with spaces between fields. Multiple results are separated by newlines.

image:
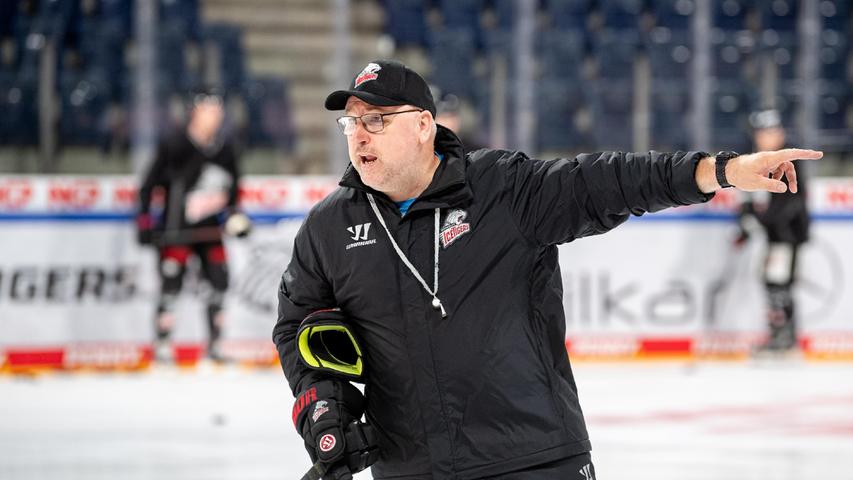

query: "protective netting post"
xmin=131 ymin=0 xmax=158 ymax=175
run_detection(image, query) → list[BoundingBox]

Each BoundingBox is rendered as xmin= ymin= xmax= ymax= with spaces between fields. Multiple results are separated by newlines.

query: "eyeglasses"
xmin=336 ymin=109 xmax=423 ymax=136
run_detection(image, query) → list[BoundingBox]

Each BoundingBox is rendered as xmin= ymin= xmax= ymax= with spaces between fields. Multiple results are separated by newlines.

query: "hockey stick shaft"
xmin=299 ymin=461 xmax=328 ymax=480
xmin=151 ymin=226 xmax=224 ymax=245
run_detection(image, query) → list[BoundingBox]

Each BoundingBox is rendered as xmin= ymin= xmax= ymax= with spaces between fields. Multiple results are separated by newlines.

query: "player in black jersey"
xmin=136 ymin=90 xmax=251 ymax=362
xmin=738 ymin=108 xmax=811 ymax=354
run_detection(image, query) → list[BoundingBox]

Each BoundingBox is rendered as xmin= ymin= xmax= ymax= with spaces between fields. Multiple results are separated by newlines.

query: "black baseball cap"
xmin=325 ymin=60 xmax=436 ymax=117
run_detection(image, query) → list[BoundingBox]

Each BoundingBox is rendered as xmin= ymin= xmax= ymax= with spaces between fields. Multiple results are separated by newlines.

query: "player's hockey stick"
xmin=705 ymin=239 xmax=743 ymax=328
xmin=299 ymin=460 xmax=328 ymax=480
xmin=150 ymin=226 xmax=226 ymax=245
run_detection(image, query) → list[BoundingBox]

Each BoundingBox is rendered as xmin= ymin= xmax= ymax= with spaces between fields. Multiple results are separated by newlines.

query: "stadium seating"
xmin=772 ymin=81 xmax=800 ymax=136
xmin=712 ymin=0 xmax=748 ymax=31
xmin=76 ymin=17 xmax=127 ymax=101
xmin=650 ymin=82 xmax=691 ymax=150
xmin=819 ymin=0 xmax=849 ymax=31
xmin=759 ymin=0 xmax=798 ymax=32
xmin=544 ymin=0 xmax=592 ymax=31
xmin=382 ymin=0 xmax=429 ymax=47
xmin=646 ymin=27 xmax=693 ymax=79
xmin=759 ymin=30 xmax=797 ymax=80
xmin=536 ymin=79 xmax=586 ymax=151
xmin=204 ymin=22 xmax=246 ymax=93
xmin=243 ymin=76 xmax=296 ymax=150
xmin=0 ymin=75 xmax=38 ymax=146
xmin=537 ymin=28 xmax=586 ymax=81
xmin=710 ymin=29 xmax=754 ymax=81
xmin=428 ymin=28 xmax=477 ymax=99
xmin=592 ymin=29 xmax=640 ymax=80
xmin=818 ymin=82 xmax=850 ymax=131
xmin=159 ymin=0 xmax=201 ymax=41
xmin=820 ymin=29 xmax=849 ymax=83
xmin=649 ymin=0 xmax=694 ymax=32
xmin=599 ymin=0 xmax=643 ymax=32
xmin=710 ymin=80 xmax=755 ymax=152
xmin=98 ymin=0 xmax=134 ymax=39
xmin=58 ymin=73 xmax=109 ymax=146
xmin=590 ymin=79 xmax=634 ymax=149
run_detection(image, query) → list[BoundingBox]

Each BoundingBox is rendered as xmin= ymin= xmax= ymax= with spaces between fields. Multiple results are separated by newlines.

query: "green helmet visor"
xmin=296 ymin=309 xmax=364 ymax=380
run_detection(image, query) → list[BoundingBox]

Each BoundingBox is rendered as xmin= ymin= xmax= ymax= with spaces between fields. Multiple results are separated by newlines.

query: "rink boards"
xmin=1 ymin=175 xmax=852 ymax=371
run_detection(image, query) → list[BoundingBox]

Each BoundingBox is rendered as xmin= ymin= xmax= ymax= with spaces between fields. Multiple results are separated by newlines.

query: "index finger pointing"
xmin=767 ymin=148 xmax=824 ymax=166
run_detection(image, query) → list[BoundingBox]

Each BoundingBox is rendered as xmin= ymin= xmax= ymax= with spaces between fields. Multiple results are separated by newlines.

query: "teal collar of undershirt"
xmin=396 ymin=152 xmax=444 ymax=215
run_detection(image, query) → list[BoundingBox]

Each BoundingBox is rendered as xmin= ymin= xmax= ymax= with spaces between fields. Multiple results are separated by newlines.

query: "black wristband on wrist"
xmin=715 ymin=151 xmax=739 ymax=188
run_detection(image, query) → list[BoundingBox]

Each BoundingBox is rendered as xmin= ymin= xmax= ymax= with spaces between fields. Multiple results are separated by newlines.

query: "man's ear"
xmin=416 ymin=111 xmax=433 ymax=144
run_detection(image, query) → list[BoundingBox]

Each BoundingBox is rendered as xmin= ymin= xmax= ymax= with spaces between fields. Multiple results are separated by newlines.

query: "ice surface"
xmin=1 ymin=360 xmax=851 ymax=479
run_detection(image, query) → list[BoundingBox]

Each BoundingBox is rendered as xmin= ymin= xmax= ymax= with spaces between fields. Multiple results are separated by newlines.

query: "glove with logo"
xmin=292 ymin=380 xmax=379 ymax=480
xmin=136 ymin=213 xmax=155 ymax=245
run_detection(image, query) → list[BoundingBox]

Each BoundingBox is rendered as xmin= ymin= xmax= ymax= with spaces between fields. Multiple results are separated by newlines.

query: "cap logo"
xmin=354 ymin=63 xmax=381 ymax=88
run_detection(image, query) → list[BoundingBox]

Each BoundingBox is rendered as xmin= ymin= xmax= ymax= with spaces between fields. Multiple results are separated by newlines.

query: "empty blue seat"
xmin=759 ymin=0 xmax=797 ymax=31
xmin=820 ymin=29 xmax=848 ymax=83
xmin=819 ymin=0 xmax=849 ymax=31
xmin=818 ymin=83 xmax=849 ymax=130
xmin=772 ymin=81 xmax=800 ymax=131
xmin=439 ymin=0 xmax=484 ymax=30
xmin=544 ymin=0 xmax=592 ymax=30
xmin=593 ymin=30 xmax=639 ymax=80
xmin=0 ymin=76 xmax=38 ymax=145
xmin=710 ymin=29 xmax=754 ymax=80
xmin=712 ymin=0 xmax=748 ymax=31
xmin=59 ymin=74 xmax=109 ymax=146
xmin=649 ymin=0 xmax=694 ymax=31
xmin=159 ymin=0 xmax=200 ymax=40
xmin=646 ymin=27 xmax=692 ymax=79
xmin=383 ymin=0 xmax=429 ymax=47
xmin=710 ymin=80 xmax=755 ymax=152
xmin=536 ymin=79 xmax=586 ymax=151
xmin=0 ymin=0 xmax=16 ymax=39
xmin=204 ymin=23 xmax=246 ymax=92
xmin=156 ymin=27 xmax=189 ymax=98
xmin=99 ymin=0 xmax=134 ymax=38
xmin=759 ymin=30 xmax=797 ymax=80
xmin=491 ymin=0 xmax=519 ymax=31
xmin=590 ymin=80 xmax=634 ymax=149
xmin=76 ymin=18 xmax=127 ymax=101
xmin=599 ymin=0 xmax=643 ymax=31
xmin=243 ymin=76 xmax=295 ymax=150
xmin=537 ymin=29 xmax=586 ymax=81
xmin=428 ymin=28 xmax=476 ymax=99
xmin=650 ymin=82 xmax=690 ymax=150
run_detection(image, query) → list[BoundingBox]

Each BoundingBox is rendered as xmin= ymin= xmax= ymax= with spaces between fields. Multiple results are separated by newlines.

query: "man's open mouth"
xmin=359 ymin=154 xmax=378 ymax=164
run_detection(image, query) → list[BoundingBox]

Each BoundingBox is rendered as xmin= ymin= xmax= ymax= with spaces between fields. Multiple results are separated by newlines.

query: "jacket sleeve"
xmin=222 ymin=144 xmax=241 ymax=210
xmin=503 ymin=150 xmax=713 ymax=245
xmin=137 ymin=141 xmax=168 ymax=215
xmin=272 ymin=215 xmax=338 ymax=395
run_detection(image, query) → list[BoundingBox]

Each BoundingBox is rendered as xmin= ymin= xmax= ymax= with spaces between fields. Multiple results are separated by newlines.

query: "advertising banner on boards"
xmin=1 ymin=175 xmax=851 ymax=369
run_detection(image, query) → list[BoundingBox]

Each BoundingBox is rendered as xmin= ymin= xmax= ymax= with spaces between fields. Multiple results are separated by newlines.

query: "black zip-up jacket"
xmin=138 ymin=132 xmax=240 ymax=234
xmin=274 ymin=126 xmax=712 ymax=479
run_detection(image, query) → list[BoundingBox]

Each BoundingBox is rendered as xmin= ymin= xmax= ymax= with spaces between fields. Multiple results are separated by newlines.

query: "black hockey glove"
xmin=292 ymin=380 xmax=380 ymax=479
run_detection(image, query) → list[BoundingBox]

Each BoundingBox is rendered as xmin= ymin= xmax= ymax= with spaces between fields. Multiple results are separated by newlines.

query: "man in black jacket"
xmin=273 ymin=60 xmax=821 ymax=479
xmin=137 ymin=90 xmax=251 ymax=362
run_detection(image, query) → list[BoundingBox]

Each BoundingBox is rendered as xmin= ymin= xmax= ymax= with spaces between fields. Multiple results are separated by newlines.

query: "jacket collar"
xmin=339 ymin=125 xmax=473 ymax=211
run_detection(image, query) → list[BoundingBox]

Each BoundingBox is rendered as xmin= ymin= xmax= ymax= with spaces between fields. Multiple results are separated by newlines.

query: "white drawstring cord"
xmin=367 ymin=194 xmax=446 ymax=318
